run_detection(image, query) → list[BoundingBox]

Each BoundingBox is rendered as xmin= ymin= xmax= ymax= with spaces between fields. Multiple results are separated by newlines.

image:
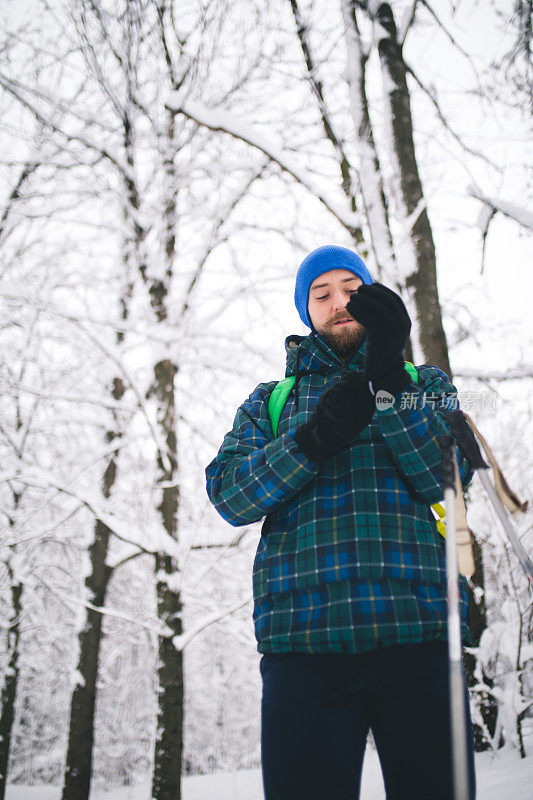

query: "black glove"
xmin=346 ymin=283 xmax=412 ymax=397
xmin=294 ymin=372 xmax=375 ymax=462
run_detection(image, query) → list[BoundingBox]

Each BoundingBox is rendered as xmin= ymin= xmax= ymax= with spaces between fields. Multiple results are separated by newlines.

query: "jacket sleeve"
xmin=205 ymin=381 xmax=320 ymax=526
xmin=375 ymin=366 xmax=473 ymax=504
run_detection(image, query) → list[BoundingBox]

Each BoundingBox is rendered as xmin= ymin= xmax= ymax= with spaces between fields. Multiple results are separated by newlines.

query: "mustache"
xmin=328 ymin=312 xmax=364 ymax=326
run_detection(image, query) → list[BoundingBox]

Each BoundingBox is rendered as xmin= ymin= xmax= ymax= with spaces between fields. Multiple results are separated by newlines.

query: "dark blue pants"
xmin=261 ymin=641 xmax=476 ymax=800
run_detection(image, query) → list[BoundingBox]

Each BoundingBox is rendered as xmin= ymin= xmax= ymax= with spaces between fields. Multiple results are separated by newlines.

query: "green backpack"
xmin=267 ymin=361 xmax=447 ymax=537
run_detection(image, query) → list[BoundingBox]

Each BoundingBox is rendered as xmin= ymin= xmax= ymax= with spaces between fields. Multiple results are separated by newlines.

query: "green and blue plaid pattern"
xmin=206 ymin=333 xmax=472 ymax=654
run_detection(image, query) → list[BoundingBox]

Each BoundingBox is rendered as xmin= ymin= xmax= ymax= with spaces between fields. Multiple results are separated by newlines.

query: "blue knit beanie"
xmin=294 ymin=245 xmax=373 ymax=328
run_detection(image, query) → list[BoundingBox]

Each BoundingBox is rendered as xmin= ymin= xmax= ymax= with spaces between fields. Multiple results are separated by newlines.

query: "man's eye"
xmin=317 ymin=294 xmax=329 ymax=301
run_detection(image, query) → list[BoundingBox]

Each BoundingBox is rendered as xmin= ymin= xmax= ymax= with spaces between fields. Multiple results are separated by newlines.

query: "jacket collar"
xmin=284 ymin=331 xmax=367 ymax=377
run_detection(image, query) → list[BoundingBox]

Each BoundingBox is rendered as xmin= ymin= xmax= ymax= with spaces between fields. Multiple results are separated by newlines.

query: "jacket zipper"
xmin=309 ymin=331 xmax=363 ymax=378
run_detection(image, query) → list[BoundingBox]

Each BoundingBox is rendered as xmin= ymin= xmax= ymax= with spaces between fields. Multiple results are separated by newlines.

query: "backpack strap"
xmin=268 ymin=376 xmax=296 ymax=438
xmin=404 ymin=361 xmax=419 ymax=384
xmin=431 ymin=502 xmax=447 ymax=538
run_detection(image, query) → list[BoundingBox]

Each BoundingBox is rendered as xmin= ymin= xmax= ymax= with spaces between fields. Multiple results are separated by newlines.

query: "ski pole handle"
xmin=444 ymin=410 xmax=488 ymax=472
xmin=440 ymin=434 xmax=457 ymax=493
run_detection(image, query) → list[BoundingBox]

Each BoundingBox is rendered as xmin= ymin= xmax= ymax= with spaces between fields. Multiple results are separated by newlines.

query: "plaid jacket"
xmin=206 ymin=332 xmax=472 ymax=654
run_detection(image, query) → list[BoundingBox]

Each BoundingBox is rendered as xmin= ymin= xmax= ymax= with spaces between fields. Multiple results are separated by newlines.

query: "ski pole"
xmin=440 ymin=434 xmax=472 ymax=800
xmin=476 ymin=471 xmax=533 ymax=583
xmin=445 ymin=410 xmax=533 ymax=585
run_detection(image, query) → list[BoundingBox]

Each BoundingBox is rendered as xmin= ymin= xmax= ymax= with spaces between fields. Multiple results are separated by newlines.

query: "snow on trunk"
xmin=340 ymin=0 xmax=397 ymax=281
xmin=149 ymin=104 xmax=184 ymax=800
xmin=0 ymin=558 xmax=22 ymax=800
xmin=367 ymin=0 xmax=451 ymax=375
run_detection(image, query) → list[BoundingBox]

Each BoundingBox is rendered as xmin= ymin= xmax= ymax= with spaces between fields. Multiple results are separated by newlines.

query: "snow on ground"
xmin=6 ymin=734 xmax=533 ymax=799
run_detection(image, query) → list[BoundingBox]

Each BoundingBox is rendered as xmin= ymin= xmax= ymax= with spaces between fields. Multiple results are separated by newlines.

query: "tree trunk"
xmin=341 ymin=0 xmax=413 ymax=361
xmin=364 ymin=3 xmax=492 ymax=750
xmin=0 ymin=562 xmax=22 ymax=800
xmin=340 ymin=0 xmax=396 ymax=278
xmin=367 ymin=1 xmax=451 ymax=375
xmin=1 ymin=426 xmax=27 ymax=795
xmin=152 ymin=554 xmax=183 ymax=800
xmin=462 ymin=534 xmax=501 ymax=751
xmin=62 ymin=232 xmax=132 ymax=799
xmin=150 ymin=359 xmax=183 ymax=800
xmin=150 ymin=104 xmax=184 ymax=800
xmin=61 ymin=374 xmax=125 ymax=800
xmin=289 ymin=0 xmax=414 ymax=358
xmin=61 ymin=519 xmax=113 ymax=800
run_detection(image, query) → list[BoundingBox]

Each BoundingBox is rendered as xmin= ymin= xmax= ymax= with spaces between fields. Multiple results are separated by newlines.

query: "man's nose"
xmin=332 ymin=291 xmax=348 ymax=311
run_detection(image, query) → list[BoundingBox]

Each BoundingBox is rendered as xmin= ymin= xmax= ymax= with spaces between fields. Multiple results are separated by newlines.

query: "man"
xmin=206 ymin=245 xmax=476 ymax=799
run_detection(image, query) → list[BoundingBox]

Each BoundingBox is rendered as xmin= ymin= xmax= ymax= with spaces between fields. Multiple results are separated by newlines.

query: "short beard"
xmin=319 ymin=323 xmax=366 ymax=359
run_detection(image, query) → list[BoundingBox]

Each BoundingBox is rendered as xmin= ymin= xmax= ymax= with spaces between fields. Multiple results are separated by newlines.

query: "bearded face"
xmin=307 ymin=269 xmax=365 ymax=357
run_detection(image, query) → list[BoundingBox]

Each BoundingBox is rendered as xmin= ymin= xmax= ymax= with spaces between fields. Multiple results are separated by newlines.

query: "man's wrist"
xmin=294 ymin=419 xmax=331 ymax=463
xmin=366 ymin=363 xmax=411 ymax=400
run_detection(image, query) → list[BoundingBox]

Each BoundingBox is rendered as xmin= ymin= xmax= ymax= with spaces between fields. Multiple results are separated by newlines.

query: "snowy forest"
xmin=0 ymin=0 xmax=532 ymax=798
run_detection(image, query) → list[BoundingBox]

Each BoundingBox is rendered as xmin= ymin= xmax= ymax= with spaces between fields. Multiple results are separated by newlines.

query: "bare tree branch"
xmin=38 ymin=577 xmax=172 ymax=637
xmin=0 ymin=73 xmax=130 ymax=179
xmin=179 ymin=161 xmax=269 ymax=318
xmin=288 ymin=0 xmax=361 ymax=230
xmin=405 ymin=62 xmax=496 ymax=167
xmin=453 ymin=366 xmax=533 ymax=380
xmin=419 ymin=0 xmax=484 ymax=88
xmin=0 ymin=160 xmax=39 ymax=243
xmin=398 ymin=0 xmax=419 ymax=47
xmin=166 ymin=93 xmax=362 ymax=234
xmin=468 ymin=185 xmax=533 ymax=232
xmin=172 ymin=593 xmax=252 ymax=651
